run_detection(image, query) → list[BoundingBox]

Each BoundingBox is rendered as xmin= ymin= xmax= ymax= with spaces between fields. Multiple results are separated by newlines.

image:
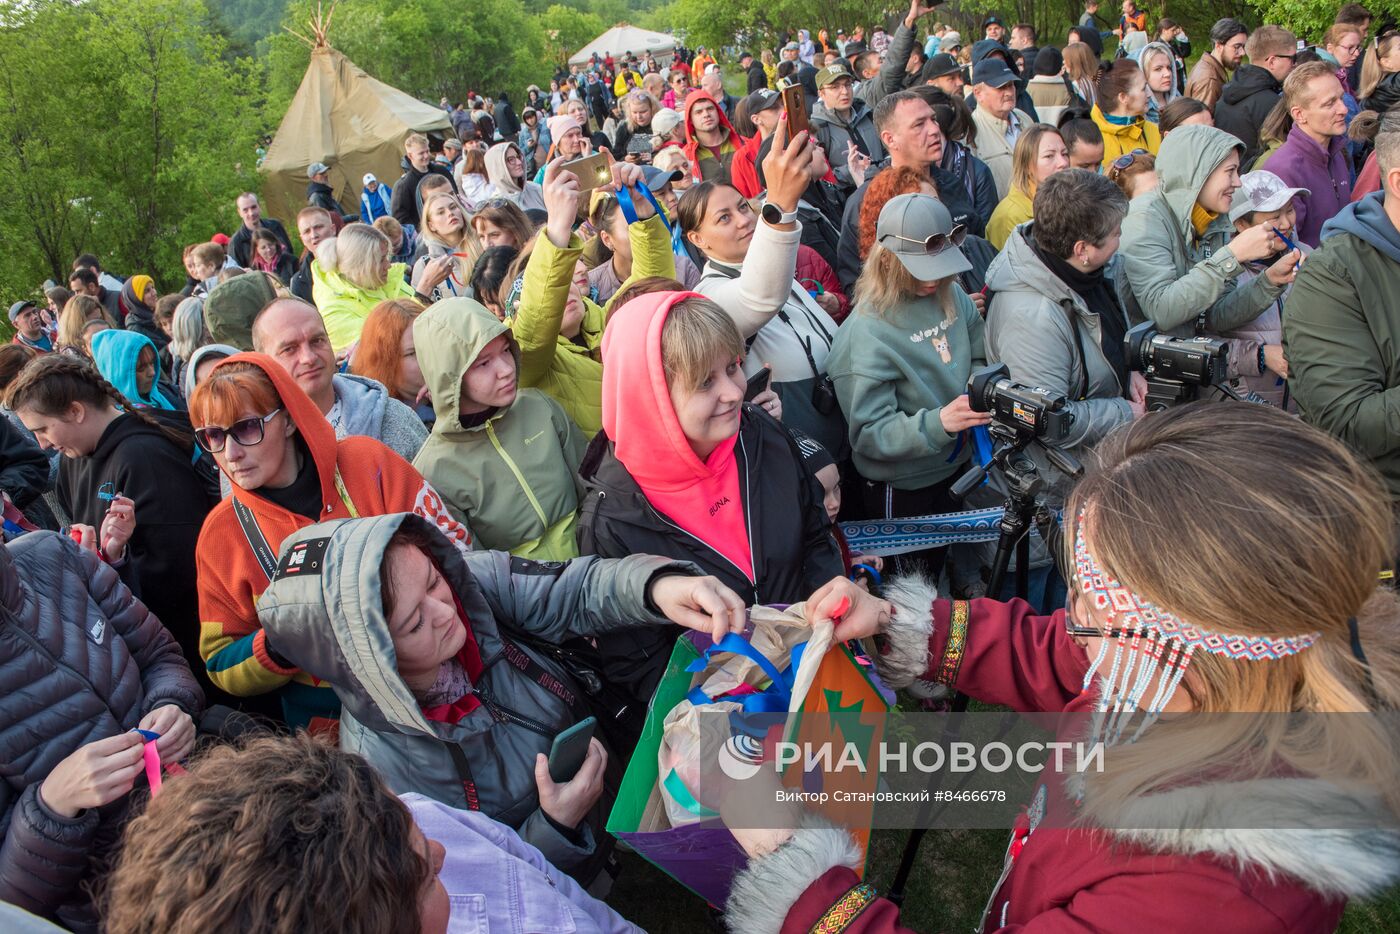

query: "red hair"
xmin=189 ymin=362 xmax=282 ymax=429
xmin=857 ymin=167 xmax=938 ymax=260
xmin=351 ymin=299 xmax=424 ymax=398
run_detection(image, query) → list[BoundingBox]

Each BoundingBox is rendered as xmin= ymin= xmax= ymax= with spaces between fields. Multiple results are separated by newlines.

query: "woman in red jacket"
xmin=723 ymin=402 xmax=1400 ymax=933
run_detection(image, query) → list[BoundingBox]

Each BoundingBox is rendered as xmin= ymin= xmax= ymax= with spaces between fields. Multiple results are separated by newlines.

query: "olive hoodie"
xmin=413 ymin=298 xmax=587 ymax=559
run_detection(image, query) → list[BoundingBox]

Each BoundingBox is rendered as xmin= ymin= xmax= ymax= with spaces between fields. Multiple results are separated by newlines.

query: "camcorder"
xmin=966 ymin=363 xmax=1074 ymax=443
xmin=1125 ymin=322 xmax=1231 ymax=411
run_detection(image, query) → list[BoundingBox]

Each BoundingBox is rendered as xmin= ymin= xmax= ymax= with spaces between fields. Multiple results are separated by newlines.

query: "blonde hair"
xmin=419 ymin=192 xmax=482 ymax=275
xmin=1360 ymin=32 xmax=1400 ymax=100
xmin=625 ymin=90 xmax=660 ymax=129
xmin=58 ymin=294 xmax=108 ymax=352
xmin=316 ymin=223 xmax=390 ymax=290
xmin=403 ymin=132 xmax=428 ymax=150
xmin=190 ymin=241 xmax=226 ymax=270
xmin=660 ymin=295 xmax=745 ymax=391
xmin=1010 ymin=124 xmax=1063 ymax=198
xmin=1066 ymin=403 xmax=1400 ymax=824
xmin=853 ymin=242 xmax=958 ymax=321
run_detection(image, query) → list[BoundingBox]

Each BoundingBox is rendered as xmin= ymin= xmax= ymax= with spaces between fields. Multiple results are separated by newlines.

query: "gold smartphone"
xmin=562 ymin=152 xmax=612 ymax=191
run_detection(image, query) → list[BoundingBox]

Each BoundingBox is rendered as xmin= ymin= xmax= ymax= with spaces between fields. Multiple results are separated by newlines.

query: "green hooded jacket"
xmin=256 ymin=514 xmax=699 ymax=880
xmin=1118 ymin=124 xmax=1286 ymax=335
xmin=412 ymin=297 xmax=586 ymax=560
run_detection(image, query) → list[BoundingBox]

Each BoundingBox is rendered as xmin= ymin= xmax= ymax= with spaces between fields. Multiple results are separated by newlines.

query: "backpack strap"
xmin=232 ymin=498 xmax=278 ymax=582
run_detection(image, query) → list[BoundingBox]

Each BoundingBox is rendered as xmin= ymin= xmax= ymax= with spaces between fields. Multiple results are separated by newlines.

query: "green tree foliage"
xmin=541 ymin=4 xmax=607 ymax=66
xmin=0 ymin=0 xmax=260 ymax=299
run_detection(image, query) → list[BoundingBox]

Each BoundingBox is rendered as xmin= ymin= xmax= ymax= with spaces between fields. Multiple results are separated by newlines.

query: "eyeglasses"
xmin=194 ymin=409 xmax=283 ymax=454
xmin=882 ymin=223 xmax=967 ymax=255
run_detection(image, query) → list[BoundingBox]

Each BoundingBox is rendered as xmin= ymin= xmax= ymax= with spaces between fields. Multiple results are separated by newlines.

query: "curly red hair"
xmin=857 ymin=167 xmax=939 ymax=260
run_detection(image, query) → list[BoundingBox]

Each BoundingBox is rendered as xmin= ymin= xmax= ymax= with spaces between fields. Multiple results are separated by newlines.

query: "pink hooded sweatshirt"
xmin=600 ymin=291 xmax=754 ymax=581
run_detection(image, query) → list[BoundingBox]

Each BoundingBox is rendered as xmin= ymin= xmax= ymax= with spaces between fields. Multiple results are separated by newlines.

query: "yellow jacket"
xmin=986 ymin=188 xmax=1034 ymax=250
xmin=509 ymin=214 xmax=675 ymax=435
xmin=1091 ymin=105 xmax=1162 ymax=170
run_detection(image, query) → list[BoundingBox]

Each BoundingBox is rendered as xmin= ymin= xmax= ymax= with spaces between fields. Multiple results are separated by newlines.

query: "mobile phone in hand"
xmin=744 ymin=366 xmax=772 ymax=402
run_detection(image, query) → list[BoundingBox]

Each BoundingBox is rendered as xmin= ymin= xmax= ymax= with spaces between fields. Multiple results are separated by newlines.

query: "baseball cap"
xmin=971 ymin=58 xmax=1018 ymax=87
xmin=783 ymin=41 xmax=800 ymax=51
xmin=744 ymin=88 xmax=782 ymax=114
xmin=7 ymin=300 xmax=36 ymax=324
xmin=876 ymin=194 xmax=971 ymax=281
xmin=815 ymin=62 xmax=856 ymax=89
xmin=363 ymin=172 xmax=378 ymax=186
xmin=307 ymin=161 xmax=330 ymax=177
xmin=1229 ymin=171 xmax=1309 ymax=224
xmin=652 ymin=108 xmax=683 ymax=137
xmin=641 ymin=164 xmax=683 ymax=191
xmin=983 ymin=15 xmax=1004 ymax=28
xmin=922 ymin=53 xmax=962 ymax=81
xmin=940 ymin=31 xmax=963 ymax=51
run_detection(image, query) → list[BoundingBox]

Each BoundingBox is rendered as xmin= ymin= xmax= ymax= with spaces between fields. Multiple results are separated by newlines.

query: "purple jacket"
xmin=1267 ymin=125 xmax=1352 ymax=247
xmin=404 ymin=794 xmax=643 ymax=934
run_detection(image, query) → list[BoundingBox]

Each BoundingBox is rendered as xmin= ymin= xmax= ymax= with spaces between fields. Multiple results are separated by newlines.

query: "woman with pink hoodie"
xmin=576 ymin=289 xmax=845 ymax=715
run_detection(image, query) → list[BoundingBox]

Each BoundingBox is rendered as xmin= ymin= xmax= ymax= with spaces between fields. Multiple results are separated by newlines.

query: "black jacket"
xmin=577 ymin=405 xmax=843 ymax=701
xmin=290 ymin=251 xmax=314 ymax=303
xmin=306 ymin=180 xmax=345 ymax=218
xmin=0 ymin=418 xmax=49 ymax=513
xmin=95 ymin=287 xmax=122 ymax=326
xmin=229 ymin=218 xmax=293 ymax=268
xmin=0 ymin=532 xmax=202 ymax=932
xmin=123 ymin=304 xmax=170 ymax=355
xmin=390 ymin=160 xmax=456 ymax=227
xmin=1363 ymin=72 xmax=1400 ymax=116
xmin=57 ymin=413 xmax=215 ymax=692
xmin=494 ymin=96 xmax=520 ymax=138
xmin=1214 ymin=64 xmax=1282 ymax=166
xmin=747 ymin=61 xmax=768 ymax=94
xmin=836 ymin=162 xmax=982 ymax=294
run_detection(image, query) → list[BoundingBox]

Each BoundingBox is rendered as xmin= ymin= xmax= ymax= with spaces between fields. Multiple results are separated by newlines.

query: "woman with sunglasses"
xmin=188 ymin=353 xmax=469 ymax=731
xmin=826 ymin=194 xmax=990 ymax=579
xmin=1107 ymin=148 xmax=1157 ymax=199
xmin=722 ymin=404 xmax=1400 ymax=934
xmin=483 ymin=142 xmax=547 ymax=213
xmin=6 ymin=354 xmax=216 ymax=695
xmin=983 ymin=170 xmax=1146 ymax=610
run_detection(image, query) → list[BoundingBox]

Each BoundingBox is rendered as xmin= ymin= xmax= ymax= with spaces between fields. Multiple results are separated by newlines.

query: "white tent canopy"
xmin=569 ymin=25 xmax=676 ymax=65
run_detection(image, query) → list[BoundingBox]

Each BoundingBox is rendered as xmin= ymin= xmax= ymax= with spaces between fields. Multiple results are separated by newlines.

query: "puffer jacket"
xmin=413 ymin=298 xmax=586 ymax=559
xmin=1089 ymin=104 xmax=1162 ymax=170
xmin=513 ymin=215 xmax=674 ymax=435
xmin=1118 ymin=124 xmax=1286 ymax=335
xmin=984 ymin=227 xmax=1134 ymax=553
xmin=309 ymin=259 xmax=416 ymax=354
xmin=811 ymin=100 xmax=884 ymax=190
xmin=0 ymin=532 xmax=203 ymax=931
xmin=1219 ymin=253 xmax=1308 ymax=409
xmin=257 ymin=514 xmax=697 ymax=882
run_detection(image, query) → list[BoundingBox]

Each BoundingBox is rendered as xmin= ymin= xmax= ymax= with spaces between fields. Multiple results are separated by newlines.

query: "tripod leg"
xmin=1016 ymin=529 xmax=1030 ymax=604
xmin=887 ymin=828 xmax=926 ymax=907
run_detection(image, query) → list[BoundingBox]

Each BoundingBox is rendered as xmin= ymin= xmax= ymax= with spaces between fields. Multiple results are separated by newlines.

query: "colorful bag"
xmin=607 ymin=603 xmax=890 ymax=907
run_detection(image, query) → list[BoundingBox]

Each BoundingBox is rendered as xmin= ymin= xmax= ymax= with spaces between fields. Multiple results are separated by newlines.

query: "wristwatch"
xmin=761 ymin=202 xmax=798 ymax=225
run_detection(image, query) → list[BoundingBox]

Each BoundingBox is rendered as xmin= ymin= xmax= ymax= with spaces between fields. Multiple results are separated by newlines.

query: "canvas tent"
xmin=569 ymin=25 xmax=676 ymax=66
xmin=260 ymin=41 xmax=452 ymax=224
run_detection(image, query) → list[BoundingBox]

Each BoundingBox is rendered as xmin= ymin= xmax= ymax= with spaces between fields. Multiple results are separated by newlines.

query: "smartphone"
xmin=547 ymin=716 xmax=597 ymax=783
xmin=561 ymin=152 xmax=612 ymax=192
xmin=780 ymin=82 xmax=809 ymax=137
xmin=744 ymin=366 xmax=772 ymax=402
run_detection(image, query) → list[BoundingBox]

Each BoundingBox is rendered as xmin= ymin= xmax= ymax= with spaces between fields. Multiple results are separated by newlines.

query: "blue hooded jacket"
xmin=90 ymin=329 xmax=177 ymax=410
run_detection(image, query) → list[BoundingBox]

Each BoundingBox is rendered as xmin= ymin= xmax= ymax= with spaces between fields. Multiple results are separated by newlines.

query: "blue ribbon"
xmin=685 ymin=632 xmax=809 ymax=713
xmin=616 ymin=183 xmax=668 ymax=232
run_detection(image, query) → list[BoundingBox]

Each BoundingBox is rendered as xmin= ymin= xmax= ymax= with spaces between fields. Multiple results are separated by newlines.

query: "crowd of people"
xmin=4 ymin=1 xmax=1400 ymax=931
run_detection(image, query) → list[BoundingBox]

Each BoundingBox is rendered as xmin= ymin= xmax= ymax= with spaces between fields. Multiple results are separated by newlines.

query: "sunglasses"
xmin=1108 ymin=148 xmax=1149 ymax=178
xmin=882 ymin=223 xmax=967 ymax=255
xmin=194 ymin=408 xmax=283 ymax=454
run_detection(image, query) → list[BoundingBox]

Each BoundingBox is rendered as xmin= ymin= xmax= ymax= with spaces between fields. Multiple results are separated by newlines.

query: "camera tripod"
xmin=885 ymin=427 xmax=1081 ymax=907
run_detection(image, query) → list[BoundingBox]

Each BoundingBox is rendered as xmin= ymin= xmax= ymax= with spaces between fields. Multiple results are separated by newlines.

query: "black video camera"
xmin=1124 ymin=322 xmax=1230 ymax=411
xmin=967 ymin=363 xmax=1074 ymax=442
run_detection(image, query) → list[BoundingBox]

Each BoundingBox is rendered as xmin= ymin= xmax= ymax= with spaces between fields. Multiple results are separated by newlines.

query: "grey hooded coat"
xmin=0 ymin=531 xmax=203 ymax=931
xmin=1117 ymin=124 xmax=1286 ymax=335
xmin=256 ymin=514 xmax=699 ymax=881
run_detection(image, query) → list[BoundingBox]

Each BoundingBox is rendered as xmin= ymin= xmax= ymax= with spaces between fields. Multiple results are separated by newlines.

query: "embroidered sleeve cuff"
xmin=724 ymin=812 xmax=863 ymax=934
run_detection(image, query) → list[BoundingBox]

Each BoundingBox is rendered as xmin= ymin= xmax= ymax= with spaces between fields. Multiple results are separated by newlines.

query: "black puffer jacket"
xmin=0 ymin=531 xmax=203 ymax=931
xmin=577 ymin=405 xmax=843 ymax=702
xmin=1214 ymin=64 xmax=1282 ymax=166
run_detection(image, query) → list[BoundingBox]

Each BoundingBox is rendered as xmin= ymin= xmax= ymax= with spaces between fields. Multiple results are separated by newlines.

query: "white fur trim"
xmin=1101 ymin=778 xmax=1400 ymax=900
xmin=724 ymin=814 xmax=862 ymax=934
xmin=875 ymin=575 xmax=938 ymax=689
